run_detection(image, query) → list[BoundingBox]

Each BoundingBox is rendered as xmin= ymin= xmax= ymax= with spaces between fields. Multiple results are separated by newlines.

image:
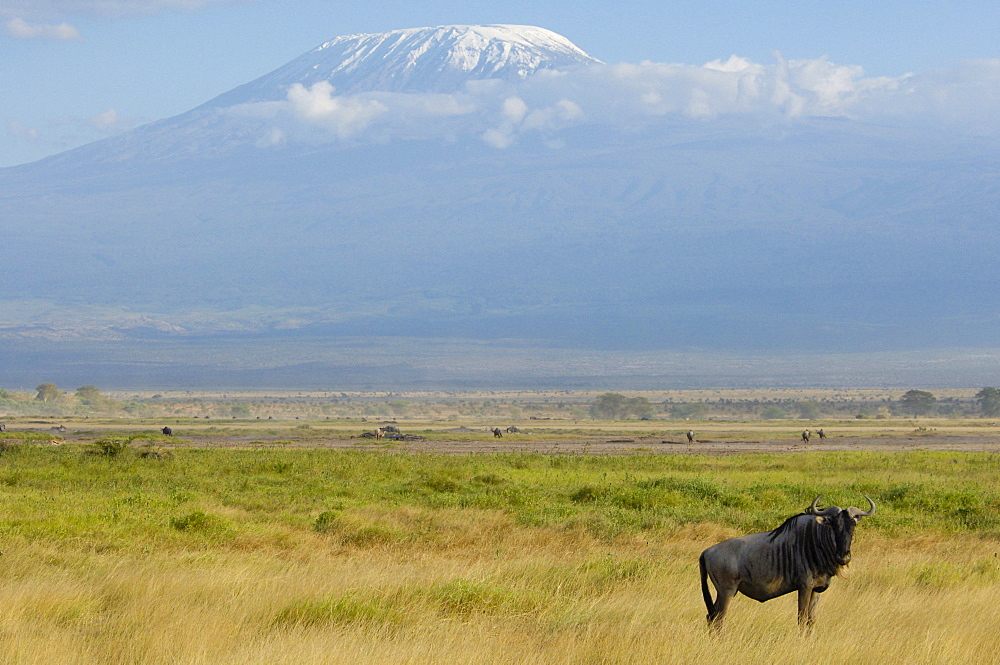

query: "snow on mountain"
xmin=207 ymin=24 xmax=601 ymax=107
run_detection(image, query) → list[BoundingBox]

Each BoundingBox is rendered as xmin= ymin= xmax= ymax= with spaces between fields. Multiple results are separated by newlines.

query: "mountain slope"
xmin=1 ymin=25 xmax=998 ymax=363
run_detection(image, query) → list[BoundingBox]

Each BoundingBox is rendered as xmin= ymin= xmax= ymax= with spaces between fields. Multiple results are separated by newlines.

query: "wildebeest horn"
xmin=848 ymin=495 xmax=876 ymax=518
xmin=805 ymin=495 xmax=823 ymax=515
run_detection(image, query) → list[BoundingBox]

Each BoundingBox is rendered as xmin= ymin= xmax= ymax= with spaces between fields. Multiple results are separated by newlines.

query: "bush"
xmin=92 ymin=437 xmax=132 ymax=457
xmin=138 ymin=449 xmax=172 ymax=460
xmin=170 ymin=510 xmax=220 ymax=532
xmin=274 ymin=593 xmax=398 ymax=627
xmin=590 ymin=393 xmax=654 ymax=419
xmin=313 ymin=510 xmax=340 ymax=533
xmin=570 ymin=485 xmax=601 ymax=503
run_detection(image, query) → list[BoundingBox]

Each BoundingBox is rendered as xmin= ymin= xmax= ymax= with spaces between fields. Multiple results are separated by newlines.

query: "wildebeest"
xmin=802 ymin=429 xmax=811 ymax=443
xmin=0 ymin=423 xmax=5 ymax=431
xmin=506 ymin=426 xmax=520 ymax=434
xmin=699 ymin=494 xmax=875 ymax=632
xmin=817 ymin=428 xmax=826 ymax=439
xmin=161 ymin=426 xmax=172 ymax=436
xmin=492 ymin=427 xmax=503 ymax=438
xmin=687 ymin=430 xmax=695 ymax=443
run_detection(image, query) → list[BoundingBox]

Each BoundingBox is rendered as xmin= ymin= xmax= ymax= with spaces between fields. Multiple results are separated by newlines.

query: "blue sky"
xmin=2 ymin=0 xmax=999 ymax=167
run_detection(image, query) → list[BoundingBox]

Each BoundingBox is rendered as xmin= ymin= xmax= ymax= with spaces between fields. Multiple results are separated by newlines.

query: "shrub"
xmin=138 ymin=449 xmax=172 ymax=460
xmin=313 ymin=510 xmax=340 ymax=533
xmin=472 ymin=473 xmax=505 ymax=486
xmin=342 ymin=524 xmax=401 ymax=547
xmin=92 ymin=437 xmax=132 ymax=457
xmin=170 ymin=510 xmax=216 ymax=532
xmin=427 ymin=579 xmax=541 ymax=617
xmin=570 ymin=485 xmax=601 ymax=503
xmin=274 ymin=594 xmax=398 ymax=627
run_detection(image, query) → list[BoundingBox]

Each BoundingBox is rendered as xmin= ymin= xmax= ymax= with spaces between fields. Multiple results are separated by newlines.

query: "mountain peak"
xmin=207 ymin=24 xmax=600 ymax=107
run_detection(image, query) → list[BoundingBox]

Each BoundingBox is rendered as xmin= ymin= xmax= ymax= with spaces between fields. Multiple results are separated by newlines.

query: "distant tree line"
xmin=587 ymin=388 xmax=1000 ymax=420
xmin=589 ymin=393 xmax=654 ymax=419
xmin=3 ymin=384 xmax=1000 ymax=421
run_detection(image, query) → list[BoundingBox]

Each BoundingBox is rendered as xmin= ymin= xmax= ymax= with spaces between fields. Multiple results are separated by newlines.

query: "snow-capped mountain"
xmin=207 ymin=24 xmax=601 ymax=107
xmin=30 ymin=24 xmax=601 ymax=165
xmin=1 ymin=24 xmax=999 ymax=387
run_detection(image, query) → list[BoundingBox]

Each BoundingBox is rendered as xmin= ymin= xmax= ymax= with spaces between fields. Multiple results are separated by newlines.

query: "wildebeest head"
xmin=805 ymin=494 xmax=876 ymax=565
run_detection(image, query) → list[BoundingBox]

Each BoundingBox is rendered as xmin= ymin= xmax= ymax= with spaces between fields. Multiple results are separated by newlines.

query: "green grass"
xmin=1 ymin=445 xmax=999 ymax=554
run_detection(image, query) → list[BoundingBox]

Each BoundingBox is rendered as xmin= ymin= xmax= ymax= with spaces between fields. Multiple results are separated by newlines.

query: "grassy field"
xmin=1 ymin=434 xmax=999 ymax=664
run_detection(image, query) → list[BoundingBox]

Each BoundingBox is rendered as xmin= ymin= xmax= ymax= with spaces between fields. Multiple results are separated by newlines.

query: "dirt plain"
xmin=10 ymin=419 xmax=1000 ymax=456
xmin=360 ymin=433 xmax=1000 ymax=456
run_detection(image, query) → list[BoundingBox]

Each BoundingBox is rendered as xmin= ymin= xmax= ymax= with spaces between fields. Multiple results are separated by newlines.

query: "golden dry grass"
xmin=1 ymin=526 xmax=998 ymax=664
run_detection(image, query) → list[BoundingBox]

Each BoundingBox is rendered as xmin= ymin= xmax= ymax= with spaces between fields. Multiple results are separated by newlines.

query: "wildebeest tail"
xmin=699 ymin=551 xmax=714 ymax=613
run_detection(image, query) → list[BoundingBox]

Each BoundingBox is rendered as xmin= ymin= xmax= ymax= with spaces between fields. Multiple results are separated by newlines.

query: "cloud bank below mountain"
xmin=222 ymin=54 xmax=1000 ymax=151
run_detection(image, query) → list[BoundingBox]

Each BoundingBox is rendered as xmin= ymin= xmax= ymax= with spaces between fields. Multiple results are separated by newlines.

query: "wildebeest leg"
xmin=707 ymin=582 xmax=737 ymax=628
xmin=700 ymin=553 xmax=736 ymax=628
xmin=797 ymin=587 xmax=819 ymax=634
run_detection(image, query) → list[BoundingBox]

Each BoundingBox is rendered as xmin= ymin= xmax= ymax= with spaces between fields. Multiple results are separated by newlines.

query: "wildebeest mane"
xmin=767 ymin=512 xmax=807 ymax=542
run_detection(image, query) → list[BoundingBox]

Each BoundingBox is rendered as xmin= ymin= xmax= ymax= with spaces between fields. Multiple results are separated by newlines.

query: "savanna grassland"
xmin=1 ymin=416 xmax=1000 ymax=665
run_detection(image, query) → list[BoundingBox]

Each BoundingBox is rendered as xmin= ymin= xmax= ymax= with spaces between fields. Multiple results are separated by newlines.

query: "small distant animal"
xmin=506 ymin=426 xmax=521 ymax=434
xmin=699 ymin=494 xmax=876 ymax=633
xmin=492 ymin=428 xmax=503 ymax=438
xmin=817 ymin=428 xmax=826 ymax=439
xmin=0 ymin=423 xmax=6 ymax=431
xmin=374 ymin=428 xmax=384 ymax=440
xmin=687 ymin=430 xmax=695 ymax=443
xmin=802 ymin=429 xmax=811 ymax=443
xmin=161 ymin=426 xmax=173 ymax=436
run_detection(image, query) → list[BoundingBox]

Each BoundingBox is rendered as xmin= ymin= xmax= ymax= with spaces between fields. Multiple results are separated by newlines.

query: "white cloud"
xmin=502 ymin=97 xmax=528 ymax=123
xmin=482 ymin=127 xmax=514 ymax=149
xmin=285 ymin=81 xmax=387 ymax=139
xmin=564 ymin=55 xmax=902 ymax=122
xmin=88 ymin=108 xmax=132 ymax=133
xmin=703 ymin=55 xmax=760 ymax=74
xmin=6 ymin=108 xmax=135 ymax=155
xmin=8 ymin=119 xmax=40 ymax=141
xmin=227 ymin=83 xmax=482 ymax=145
xmin=0 ymin=1 xmax=239 ymax=20
xmin=867 ymin=60 xmax=1000 ymax=133
xmin=523 ymin=100 xmax=583 ymax=130
xmin=4 ymin=17 xmax=80 ymax=40
xmin=224 ymin=55 xmax=1000 ymax=150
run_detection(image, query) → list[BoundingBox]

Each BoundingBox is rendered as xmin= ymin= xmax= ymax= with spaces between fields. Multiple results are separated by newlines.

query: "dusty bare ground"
xmin=291 ymin=433 xmax=1000 ymax=455
xmin=15 ymin=423 xmax=1000 ymax=455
